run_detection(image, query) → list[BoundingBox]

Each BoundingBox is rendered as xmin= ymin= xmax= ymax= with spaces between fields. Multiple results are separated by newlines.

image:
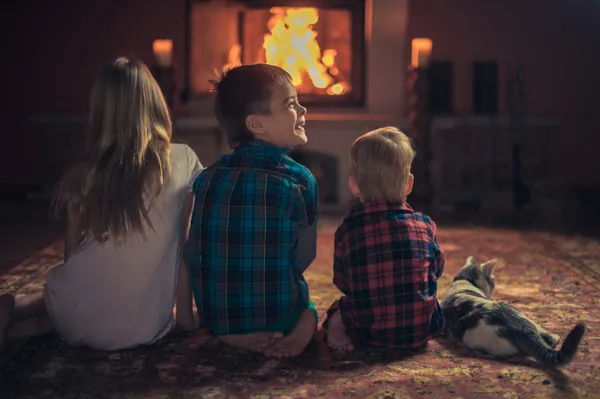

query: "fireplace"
xmin=188 ymin=0 xmax=365 ymax=106
xmin=177 ymin=1 xmax=410 ymax=212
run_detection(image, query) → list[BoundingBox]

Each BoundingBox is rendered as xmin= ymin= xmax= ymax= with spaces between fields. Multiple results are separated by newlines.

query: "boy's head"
xmin=349 ymin=127 xmax=416 ymax=202
xmin=210 ymin=64 xmax=308 ymax=148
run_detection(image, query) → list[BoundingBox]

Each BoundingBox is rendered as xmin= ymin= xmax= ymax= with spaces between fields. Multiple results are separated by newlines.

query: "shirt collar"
xmin=233 ymin=139 xmax=293 ymax=158
xmin=346 ymin=198 xmax=414 ymax=218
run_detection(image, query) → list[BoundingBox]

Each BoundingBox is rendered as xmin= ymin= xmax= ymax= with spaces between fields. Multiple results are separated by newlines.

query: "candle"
xmin=153 ymin=39 xmax=173 ymax=68
xmin=411 ymin=38 xmax=432 ymax=69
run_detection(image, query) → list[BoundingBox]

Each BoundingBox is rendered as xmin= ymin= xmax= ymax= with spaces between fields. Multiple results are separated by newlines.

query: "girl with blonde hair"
xmin=0 ymin=57 xmax=202 ymax=350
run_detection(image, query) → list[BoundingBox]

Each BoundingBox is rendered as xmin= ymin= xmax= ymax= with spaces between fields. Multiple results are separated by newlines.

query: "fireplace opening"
xmin=189 ymin=0 xmax=365 ymax=106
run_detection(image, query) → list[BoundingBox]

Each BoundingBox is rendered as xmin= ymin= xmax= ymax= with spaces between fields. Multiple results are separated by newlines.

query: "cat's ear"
xmin=481 ymin=258 xmax=499 ymax=277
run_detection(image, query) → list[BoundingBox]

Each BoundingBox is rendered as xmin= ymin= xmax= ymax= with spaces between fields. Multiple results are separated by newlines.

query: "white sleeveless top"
xmin=43 ymin=143 xmax=203 ymax=350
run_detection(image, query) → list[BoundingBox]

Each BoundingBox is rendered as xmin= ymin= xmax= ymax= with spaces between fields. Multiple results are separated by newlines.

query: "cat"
xmin=441 ymin=256 xmax=585 ymax=367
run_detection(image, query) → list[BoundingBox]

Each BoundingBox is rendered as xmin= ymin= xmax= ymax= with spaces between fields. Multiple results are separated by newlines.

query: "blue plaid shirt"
xmin=184 ymin=140 xmax=319 ymax=335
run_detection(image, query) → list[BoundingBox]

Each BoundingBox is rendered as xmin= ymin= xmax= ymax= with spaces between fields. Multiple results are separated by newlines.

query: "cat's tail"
xmin=522 ymin=323 xmax=586 ymax=367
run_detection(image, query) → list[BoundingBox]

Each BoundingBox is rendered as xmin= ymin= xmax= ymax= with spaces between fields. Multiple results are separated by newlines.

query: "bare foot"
xmin=326 ymin=311 xmax=354 ymax=351
xmin=263 ymin=309 xmax=317 ymax=358
xmin=217 ymin=331 xmax=284 ymax=352
xmin=0 ymin=294 xmax=15 ymax=348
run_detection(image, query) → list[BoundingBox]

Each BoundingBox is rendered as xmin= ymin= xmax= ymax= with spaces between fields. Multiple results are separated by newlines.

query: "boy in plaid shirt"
xmin=182 ymin=64 xmax=318 ymax=358
xmin=324 ymin=127 xmax=445 ymax=351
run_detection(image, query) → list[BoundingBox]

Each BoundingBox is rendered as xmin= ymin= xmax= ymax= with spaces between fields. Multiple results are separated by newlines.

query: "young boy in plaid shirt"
xmin=181 ymin=64 xmax=318 ymax=358
xmin=324 ymin=127 xmax=445 ymax=351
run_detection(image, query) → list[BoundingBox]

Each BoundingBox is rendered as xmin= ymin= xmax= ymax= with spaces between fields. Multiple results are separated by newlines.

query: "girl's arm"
xmin=175 ymin=191 xmax=196 ymax=330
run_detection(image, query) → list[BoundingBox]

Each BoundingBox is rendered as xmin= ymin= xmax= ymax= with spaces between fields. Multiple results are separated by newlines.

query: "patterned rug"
xmin=1 ymin=222 xmax=599 ymax=399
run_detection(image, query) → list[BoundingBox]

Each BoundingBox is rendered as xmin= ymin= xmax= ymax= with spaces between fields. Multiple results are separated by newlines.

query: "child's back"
xmin=47 ymin=143 xmax=201 ymax=350
xmin=325 ymin=127 xmax=445 ymax=351
xmin=332 ymin=199 xmax=444 ymax=348
xmin=183 ymin=64 xmax=319 ymax=358
xmin=0 ymin=58 xmax=203 ymax=351
xmin=186 ymin=140 xmax=316 ymax=334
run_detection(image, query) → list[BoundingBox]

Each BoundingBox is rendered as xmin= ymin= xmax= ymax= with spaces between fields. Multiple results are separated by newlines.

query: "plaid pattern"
xmin=326 ymin=199 xmax=445 ymax=348
xmin=184 ymin=140 xmax=318 ymax=335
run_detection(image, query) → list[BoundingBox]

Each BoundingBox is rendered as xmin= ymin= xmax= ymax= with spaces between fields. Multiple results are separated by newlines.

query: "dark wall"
xmin=408 ymin=0 xmax=600 ymax=186
xmin=3 ymin=0 xmax=600 ymax=188
xmin=1 ymin=0 xmax=186 ymax=186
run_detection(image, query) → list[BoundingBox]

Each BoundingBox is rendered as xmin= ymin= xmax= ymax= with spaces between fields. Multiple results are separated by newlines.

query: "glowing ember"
xmin=327 ymin=83 xmax=345 ymax=95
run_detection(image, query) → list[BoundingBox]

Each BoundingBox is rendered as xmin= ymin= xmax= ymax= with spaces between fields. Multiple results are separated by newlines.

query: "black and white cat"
xmin=441 ymin=256 xmax=585 ymax=367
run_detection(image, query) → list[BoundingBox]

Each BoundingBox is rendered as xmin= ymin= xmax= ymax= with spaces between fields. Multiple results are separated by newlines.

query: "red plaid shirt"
xmin=327 ymin=199 xmax=445 ymax=348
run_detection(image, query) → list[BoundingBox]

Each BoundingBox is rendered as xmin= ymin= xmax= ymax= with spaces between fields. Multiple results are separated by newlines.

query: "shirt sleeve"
xmin=298 ymin=173 xmax=319 ymax=226
xmin=296 ymin=221 xmax=317 ymax=273
xmin=185 ymin=145 xmax=204 ymax=187
xmin=430 ymin=221 xmax=445 ymax=279
xmin=185 ymin=167 xmax=211 ymax=267
xmin=332 ymin=224 xmax=350 ymax=294
xmin=294 ymin=173 xmax=319 ymax=272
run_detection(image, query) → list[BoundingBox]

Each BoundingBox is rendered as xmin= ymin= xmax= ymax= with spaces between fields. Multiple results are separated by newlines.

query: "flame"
xmin=262 ymin=7 xmax=348 ymax=95
xmin=220 ymin=7 xmax=349 ymax=96
xmin=222 ymin=43 xmax=242 ymax=72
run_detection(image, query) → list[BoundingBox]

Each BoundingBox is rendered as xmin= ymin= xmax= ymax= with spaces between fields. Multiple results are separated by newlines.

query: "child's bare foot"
xmin=263 ymin=309 xmax=317 ymax=358
xmin=326 ymin=311 xmax=354 ymax=351
xmin=218 ymin=331 xmax=284 ymax=352
xmin=0 ymin=294 xmax=15 ymax=348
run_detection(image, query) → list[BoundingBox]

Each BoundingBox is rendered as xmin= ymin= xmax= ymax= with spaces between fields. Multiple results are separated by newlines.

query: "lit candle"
xmin=411 ymin=38 xmax=432 ymax=69
xmin=153 ymin=39 xmax=173 ymax=68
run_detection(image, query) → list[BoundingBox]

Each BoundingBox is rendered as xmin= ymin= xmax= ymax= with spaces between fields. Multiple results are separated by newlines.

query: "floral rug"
xmin=1 ymin=222 xmax=599 ymax=399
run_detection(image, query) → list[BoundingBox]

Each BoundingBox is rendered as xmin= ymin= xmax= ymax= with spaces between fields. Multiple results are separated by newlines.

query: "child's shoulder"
xmin=411 ymin=210 xmax=436 ymax=226
xmin=252 ymin=153 xmax=317 ymax=192
xmin=170 ymin=143 xmax=203 ymax=169
xmin=279 ymin=153 xmax=314 ymax=183
xmin=170 ymin=142 xmax=195 ymax=159
xmin=399 ymin=210 xmax=439 ymax=240
xmin=339 ymin=203 xmax=437 ymax=237
xmin=191 ymin=161 xmax=215 ymax=190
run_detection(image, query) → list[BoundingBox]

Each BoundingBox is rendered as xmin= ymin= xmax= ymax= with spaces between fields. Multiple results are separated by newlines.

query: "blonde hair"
xmin=350 ymin=126 xmax=416 ymax=201
xmin=53 ymin=57 xmax=172 ymax=251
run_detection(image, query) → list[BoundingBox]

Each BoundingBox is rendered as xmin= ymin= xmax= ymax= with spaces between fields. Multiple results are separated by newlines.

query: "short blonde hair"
xmin=350 ymin=126 xmax=416 ymax=201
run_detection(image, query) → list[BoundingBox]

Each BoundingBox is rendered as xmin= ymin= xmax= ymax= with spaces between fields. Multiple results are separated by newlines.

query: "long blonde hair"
xmin=54 ymin=57 xmax=172 ymax=251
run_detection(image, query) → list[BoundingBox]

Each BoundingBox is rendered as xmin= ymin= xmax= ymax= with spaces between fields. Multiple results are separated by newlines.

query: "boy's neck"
xmin=233 ymin=139 xmax=293 ymax=158
xmin=235 ymin=138 xmax=282 ymax=148
xmin=360 ymin=196 xmax=407 ymax=204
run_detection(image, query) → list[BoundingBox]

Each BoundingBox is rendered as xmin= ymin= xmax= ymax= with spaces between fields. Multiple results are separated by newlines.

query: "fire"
xmin=221 ymin=7 xmax=349 ymax=96
xmin=263 ymin=7 xmax=347 ymax=95
xmin=222 ymin=43 xmax=242 ymax=72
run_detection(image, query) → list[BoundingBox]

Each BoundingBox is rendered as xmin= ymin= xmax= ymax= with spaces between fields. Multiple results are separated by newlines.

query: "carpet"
xmin=1 ymin=223 xmax=599 ymax=399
